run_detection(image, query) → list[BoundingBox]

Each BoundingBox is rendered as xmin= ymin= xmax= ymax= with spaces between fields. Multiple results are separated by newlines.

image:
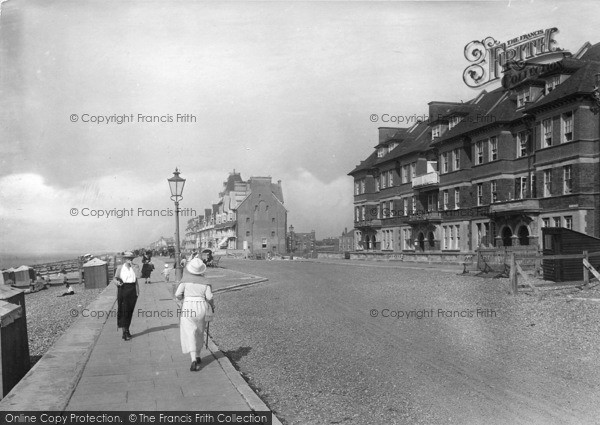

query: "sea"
xmin=0 ymin=252 xmax=117 ymax=270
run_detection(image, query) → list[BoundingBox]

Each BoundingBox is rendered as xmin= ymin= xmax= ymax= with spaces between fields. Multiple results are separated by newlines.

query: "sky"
xmin=1 ymin=0 xmax=599 ymax=256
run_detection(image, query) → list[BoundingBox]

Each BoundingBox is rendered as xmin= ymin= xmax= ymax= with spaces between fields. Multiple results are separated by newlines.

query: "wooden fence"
xmin=508 ymin=250 xmax=600 ymax=295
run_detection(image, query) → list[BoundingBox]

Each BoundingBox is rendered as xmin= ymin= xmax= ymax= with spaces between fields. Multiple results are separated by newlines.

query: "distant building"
xmin=184 ymin=215 xmax=203 ymax=251
xmin=287 ymin=225 xmax=315 ymax=253
xmin=197 ymin=171 xmax=287 ymax=255
xmin=339 ymin=228 xmax=355 ymax=252
xmin=149 ymin=236 xmax=175 ymax=253
xmin=315 ymin=237 xmax=340 ymax=252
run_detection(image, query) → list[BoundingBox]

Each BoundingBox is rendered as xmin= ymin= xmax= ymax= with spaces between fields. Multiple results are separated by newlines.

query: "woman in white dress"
xmin=175 ymin=258 xmax=215 ymax=372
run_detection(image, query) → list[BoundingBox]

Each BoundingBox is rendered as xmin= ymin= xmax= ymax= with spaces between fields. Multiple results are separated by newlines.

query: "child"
xmin=60 ymin=282 xmax=75 ymax=296
xmin=162 ymin=264 xmax=170 ymax=282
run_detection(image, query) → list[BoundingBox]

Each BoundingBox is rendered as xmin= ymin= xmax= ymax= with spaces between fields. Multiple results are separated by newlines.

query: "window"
xmin=403 ymin=198 xmax=408 ymax=215
xmin=432 ymin=125 xmax=442 ymax=140
xmin=476 ymin=141 xmax=484 ymax=165
xmin=411 ymin=163 xmax=416 ymax=180
xmin=402 ymin=165 xmax=409 ymax=184
xmin=377 ymin=204 xmax=381 ymax=219
xmin=564 ymin=216 xmax=573 ymax=230
xmin=377 ymin=147 xmax=386 ymax=158
xmin=515 ymin=177 xmax=527 ymax=199
xmin=543 ymin=170 xmax=552 ymax=197
xmin=355 ymin=207 xmax=360 ymax=222
xmin=490 ymin=180 xmax=497 ymax=203
xmin=455 ymin=225 xmax=460 ymax=250
xmin=546 ymin=75 xmax=561 ymax=93
xmin=246 ymin=217 xmax=250 ymax=223
xmin=360 ymin=180 xmax=365 ymax=194
xmin=476 ymin=223 xmax=483 ymax=246
xmin=517 ymin=88 xmax=530 ymax=107
xmin=361 ymin=206 xmax=365 ymax=220
xmin=449 ymin=115 xmax=462 ymax=129
xmin=517 ymin=131 xmax=530 ymax=157
xmin=427 ymin=193 xmax=436 ymax=212
xmin=553 ymin=217 xmax=561 ymax=227
xmin=403 ymin=228 xmax=413 ymax=250
xmin=271 ymin=231 xmax=275 ymax=237
xmin=246 ymin=230 xmax=250 ymax=236
xmin=477 ymin=183 xmax=483 ymax=206
xmin=542 ymin=118 xmax=552 ymax=147
xmin=442 ymin=152 xmax=449 ymax=173
xmin=453 ymin=148 xmax=460 ymax=170
xmin=542 ymin=218 xmax=550 ymax=228
xmin=489 ymin=137 xmax=498 ymax=161
xmin=562 ymin=112 xmax=573 ymax=143
xmin=388 ymin=170 xmax=394 ymax=187
xmin=388 ymin=142 xmax=398 ymax=151
xmin=443 ymin=190 xmax=449 ymax=210
xmin=272 ymin=217 xmax=276 ymax=223
xmin=563 ymin=165 xmax=572 ymax=194
xmin=355 ymin=182 xmax=360 ymax=195
xmin=454 ymin=188 xmax=460 ymax=209
xmin=411 ymin=196 xmax=416 ymax=213
xmin=380 ymin=173 xmax=386 ymax=189
xmin=262 ymin=238 xmax=267 ymax=248
xmin=375 ymin=177 xmax=380 ymax=192
xmin=442 ymin=226 xmax=447 ymax=250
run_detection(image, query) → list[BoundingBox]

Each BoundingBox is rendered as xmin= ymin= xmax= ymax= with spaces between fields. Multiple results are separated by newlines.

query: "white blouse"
xmin=175 ymin=282 xmax=213 ymax=300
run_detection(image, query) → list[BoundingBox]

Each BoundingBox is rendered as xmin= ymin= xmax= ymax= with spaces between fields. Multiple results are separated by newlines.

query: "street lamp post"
xmin=168 ymin=168 xmax=186 ymax=281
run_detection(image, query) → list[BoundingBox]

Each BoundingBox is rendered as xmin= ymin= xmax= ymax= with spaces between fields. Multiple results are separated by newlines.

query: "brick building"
xmin=286 ymin=226 xmax=315 ymax=254
xmin=197 ymin=172 xmax=287 ymax=255
xmin=349 ymin=42 xmax=600 ymax=255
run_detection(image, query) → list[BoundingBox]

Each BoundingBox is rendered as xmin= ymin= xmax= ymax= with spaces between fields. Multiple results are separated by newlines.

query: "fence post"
xmin=583 ymin=250 xmax=589 ymax=285
xmin=509 ymin=252 xmax=517 ymax=295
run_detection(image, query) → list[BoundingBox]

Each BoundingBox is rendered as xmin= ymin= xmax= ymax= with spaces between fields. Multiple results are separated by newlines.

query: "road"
xmin=209 ymin=258 xmax=600 ymax=425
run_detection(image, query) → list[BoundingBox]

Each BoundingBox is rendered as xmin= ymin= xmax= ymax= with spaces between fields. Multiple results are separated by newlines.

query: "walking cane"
xmin=205 ymin=322 xmax=210 ymax=349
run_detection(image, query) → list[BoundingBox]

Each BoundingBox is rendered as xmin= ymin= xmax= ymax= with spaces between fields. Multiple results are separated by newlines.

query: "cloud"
xmin=284 ymin=168 xmax=353 ymax=238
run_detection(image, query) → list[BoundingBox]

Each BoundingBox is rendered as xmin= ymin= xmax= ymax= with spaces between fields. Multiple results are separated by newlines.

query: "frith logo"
xmin=463 ymin=28 xmax=563 ymax=88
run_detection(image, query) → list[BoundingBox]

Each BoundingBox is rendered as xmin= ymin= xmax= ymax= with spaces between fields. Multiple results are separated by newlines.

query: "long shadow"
xmin=223 ymin=346 xmax=252 ymax=363
xmin=132 ymin=323 xmax=179 ymax=337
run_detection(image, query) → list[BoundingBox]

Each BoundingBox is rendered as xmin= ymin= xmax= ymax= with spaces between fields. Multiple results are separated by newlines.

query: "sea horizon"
xmin=0 ymin=251 xmax=119 ymax=270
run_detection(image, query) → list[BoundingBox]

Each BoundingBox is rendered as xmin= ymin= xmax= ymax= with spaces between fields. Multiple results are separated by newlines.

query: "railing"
xmin=412 ymin=172 xmax=439 ymax=188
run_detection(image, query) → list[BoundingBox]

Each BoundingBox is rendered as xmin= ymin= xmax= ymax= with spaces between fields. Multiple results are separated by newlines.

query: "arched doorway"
xmin=518 ymin=225 xmax=529 ymax=246
xmin=502 ymin=227 xmax=513 ymax=247
xmin=428 ymin=231 xmax=435 ymax=249
xmin=372 ymin=235 xmax=377 ymax=250
xmin=365 ymin=235 xmax=371 ymax=250
xmin=418 ymin=232 xmax=425 ymax=251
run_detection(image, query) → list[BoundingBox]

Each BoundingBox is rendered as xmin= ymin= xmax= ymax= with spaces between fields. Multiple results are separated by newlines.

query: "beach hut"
xmin=82 ymin=258 xmax=109 ymax=289
xmin=0 ymin=285 xmax=30 ymax=397
xmin=12 ymin=266 xmax=34 ymax=286
xmin=2 ymin=269 xmax=15 ymax=285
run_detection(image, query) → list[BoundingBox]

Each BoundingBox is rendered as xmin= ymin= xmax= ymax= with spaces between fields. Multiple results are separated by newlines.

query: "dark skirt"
xmin=117 ymin=283 xmax=138 ymax=329
xmin=141 ymin=263 xmax=153 ymax=278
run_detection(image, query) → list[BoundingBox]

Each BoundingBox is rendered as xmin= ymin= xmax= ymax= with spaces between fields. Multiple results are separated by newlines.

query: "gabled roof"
xmin=432 ymin=88 xmax=509 ymax=144
xmin=526 ymin=60 xmax=600 ymax=112
xmin=348 ymin=150 xmax=378 ymax=175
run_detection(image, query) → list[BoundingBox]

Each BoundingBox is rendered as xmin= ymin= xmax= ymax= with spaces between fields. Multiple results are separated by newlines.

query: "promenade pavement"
xmin=0 ymin=257 xmax=278 ymax=421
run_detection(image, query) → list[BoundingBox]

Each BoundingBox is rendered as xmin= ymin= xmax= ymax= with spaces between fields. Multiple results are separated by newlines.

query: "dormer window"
xmin=377 ymin=147 xmax=387 ymax=158
xmin=448 ymin=116 xmax=462 ymax=130
xmin=546 ymin=75 xmax=561 ymax=94
xmin=517 ymin=88 xmax=530 ymax=108
xmin=431 ymin=125 xmax=442 ymax=140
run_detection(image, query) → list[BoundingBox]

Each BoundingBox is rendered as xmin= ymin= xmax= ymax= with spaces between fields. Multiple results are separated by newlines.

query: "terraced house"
xmin=349 ymin=42 xmax=600 ymax=257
